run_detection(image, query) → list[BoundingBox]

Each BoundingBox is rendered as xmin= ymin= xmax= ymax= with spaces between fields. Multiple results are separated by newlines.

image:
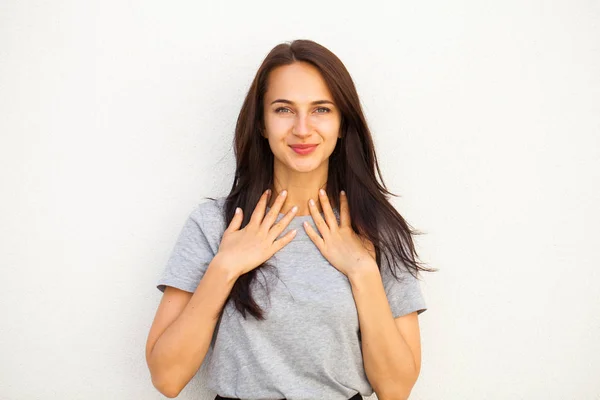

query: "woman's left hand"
xmin=303 ymin=190 xmax=376 ymax=277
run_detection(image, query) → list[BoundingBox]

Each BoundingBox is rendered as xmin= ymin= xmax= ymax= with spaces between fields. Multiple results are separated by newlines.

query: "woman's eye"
xmin=274 ymin=107 xmax=331 ymax=114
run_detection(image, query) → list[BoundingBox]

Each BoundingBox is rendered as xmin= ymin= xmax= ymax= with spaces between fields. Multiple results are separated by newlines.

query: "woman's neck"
xmin=268 ymin=166 xmax=328 ymax=216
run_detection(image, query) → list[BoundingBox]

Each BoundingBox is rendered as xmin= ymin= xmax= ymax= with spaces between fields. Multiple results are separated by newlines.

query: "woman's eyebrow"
xmin=270 ymin=99 xmax=335 ymax=106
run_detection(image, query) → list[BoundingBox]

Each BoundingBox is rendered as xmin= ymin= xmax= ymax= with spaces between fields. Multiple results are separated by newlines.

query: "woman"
xmin=146 ymin=39 xmax=435 ymax=400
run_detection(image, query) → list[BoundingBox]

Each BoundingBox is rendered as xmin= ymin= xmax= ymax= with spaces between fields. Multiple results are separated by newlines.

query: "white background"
xmin=1 ymin=1 xmax=599 ymax=399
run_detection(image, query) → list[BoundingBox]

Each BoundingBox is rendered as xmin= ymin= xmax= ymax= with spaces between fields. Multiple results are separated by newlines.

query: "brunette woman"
xmin=146 ymin=39 xmax=435 ymax=400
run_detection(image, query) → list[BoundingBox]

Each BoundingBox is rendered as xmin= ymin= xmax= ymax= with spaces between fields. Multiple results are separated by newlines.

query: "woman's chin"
xmin=286 ymin=160 xmax=322 ymax=173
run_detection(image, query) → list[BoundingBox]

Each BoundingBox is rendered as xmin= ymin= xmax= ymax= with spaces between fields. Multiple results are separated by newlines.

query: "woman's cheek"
xmin=269 ymin=117 xmax=293 ymax=133
xmin=317 ymin=118 xmax=340 ymax=135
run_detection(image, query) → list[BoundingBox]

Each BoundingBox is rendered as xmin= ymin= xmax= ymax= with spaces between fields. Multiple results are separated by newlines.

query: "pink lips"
xmin=290 ymin=144 xmax=318 ymax=155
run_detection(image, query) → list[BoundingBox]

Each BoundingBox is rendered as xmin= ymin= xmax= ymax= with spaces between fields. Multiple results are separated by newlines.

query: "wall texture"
xmin=1 ymin=0 xmax=599 ymax=398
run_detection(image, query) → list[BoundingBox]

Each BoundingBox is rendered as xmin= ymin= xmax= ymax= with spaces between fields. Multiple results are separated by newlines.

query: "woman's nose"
xmin=292 ymin=113 xmax=311 ymax=137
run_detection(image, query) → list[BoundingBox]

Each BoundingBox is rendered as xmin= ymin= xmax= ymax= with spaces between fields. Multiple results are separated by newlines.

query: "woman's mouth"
xmin=290 ymin=144 xmax=318 ymax=155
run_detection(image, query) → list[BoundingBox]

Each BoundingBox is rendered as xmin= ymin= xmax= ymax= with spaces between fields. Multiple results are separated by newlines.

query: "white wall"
xmin=1 ymin=1 xmax=598 ymax=398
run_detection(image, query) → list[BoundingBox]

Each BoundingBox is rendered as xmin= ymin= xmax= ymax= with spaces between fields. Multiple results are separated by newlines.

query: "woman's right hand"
xmin=214 ymin=189 xmax=298 ymax=277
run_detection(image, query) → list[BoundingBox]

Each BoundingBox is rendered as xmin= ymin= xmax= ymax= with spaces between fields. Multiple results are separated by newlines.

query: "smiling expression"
xmin=262 ymin=61 xmax=342 ymax=174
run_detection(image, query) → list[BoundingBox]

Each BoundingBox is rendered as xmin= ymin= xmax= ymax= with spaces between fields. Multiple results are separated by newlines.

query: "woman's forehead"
xmin=265 ymin=63 xmax=333 ymax=104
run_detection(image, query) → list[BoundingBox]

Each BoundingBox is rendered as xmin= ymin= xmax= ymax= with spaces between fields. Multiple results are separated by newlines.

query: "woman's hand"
xmin=303 ymin=190 xmax=376 ymax=277
xmin=215 ymin=189 xmax=298 ymax=277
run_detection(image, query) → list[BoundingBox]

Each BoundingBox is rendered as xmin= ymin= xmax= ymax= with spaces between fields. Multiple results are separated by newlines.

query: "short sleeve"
xmin=380 ymin=257 xmax=428 ymax=318
xmin=156 ymin=204 xmax=218 ymax=293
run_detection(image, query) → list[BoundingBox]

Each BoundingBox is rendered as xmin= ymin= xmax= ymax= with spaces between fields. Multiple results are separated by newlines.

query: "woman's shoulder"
xmin=187 ymin=196 xmax=227 ymax=232
xmin=194 ymin=195 xmax=227 ymax=214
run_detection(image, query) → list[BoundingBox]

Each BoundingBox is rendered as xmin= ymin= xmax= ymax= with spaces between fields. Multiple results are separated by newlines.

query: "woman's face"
xmin=262 ymin=61 xmax=341 ymax=174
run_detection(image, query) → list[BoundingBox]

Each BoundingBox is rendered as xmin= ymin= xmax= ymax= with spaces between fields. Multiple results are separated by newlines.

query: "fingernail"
xmin=291 ymin=206 xmax=298 ymax=213
xmin=235 ymin=207 xmax=240 ymax=214
xmin=341 ymin=190 xmax=346 ymax=196
xmin=281 ymin=190 xmax=287 ymax=197
xmin=266 ymin=189 xmax=271 ymax=195
xmin=319 ymin=189 xmax=326 ymax=196
xmin=309 ymin=199 xmax=315 ymax=206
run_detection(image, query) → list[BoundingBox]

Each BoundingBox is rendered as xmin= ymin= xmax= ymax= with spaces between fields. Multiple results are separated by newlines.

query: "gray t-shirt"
xmin=156 ymin=196 xmax=427 ymax=400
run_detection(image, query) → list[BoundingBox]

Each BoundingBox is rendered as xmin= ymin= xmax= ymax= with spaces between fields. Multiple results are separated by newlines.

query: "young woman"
xmin=146 ymin=39 xmax=435 ymax=400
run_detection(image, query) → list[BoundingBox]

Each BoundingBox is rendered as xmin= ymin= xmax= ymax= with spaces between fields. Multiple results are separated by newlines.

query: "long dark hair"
xmin=215 ymin=39 xmax=437 ymax=320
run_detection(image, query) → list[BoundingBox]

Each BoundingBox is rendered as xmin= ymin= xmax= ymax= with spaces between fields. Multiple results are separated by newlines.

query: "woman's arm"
xmin=146 ymin=255 xmax=238 ymax=398
xmin=348 ymin=262 xmax=422 ymax=400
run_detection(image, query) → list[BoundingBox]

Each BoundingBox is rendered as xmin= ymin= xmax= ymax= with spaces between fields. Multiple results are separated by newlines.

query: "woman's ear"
xmin=260 ymin=125 xmax=268 ymax=138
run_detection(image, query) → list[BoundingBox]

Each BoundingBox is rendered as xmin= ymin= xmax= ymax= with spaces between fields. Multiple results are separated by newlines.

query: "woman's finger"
xmin=318 ymin=189 xmax=337 ymax=231
xmin=339 ymin=190 xmax=350 ymax=228
xmin=308 ymin=198 xmax=330 ymax=239
xmin=225 ymin=207 xmax=243 ymax=233
xmin=249 ymin=189 xmax=271 ymax=227
xmin=303 ymin=220 xmax=325 ymax=252
xmin=272 ymin=228 xmax=298 ymax=253
xmin=261 ymin=189 xmax=288 ymax=229
xmin=268 ymin=204 xmax=298 ymax=242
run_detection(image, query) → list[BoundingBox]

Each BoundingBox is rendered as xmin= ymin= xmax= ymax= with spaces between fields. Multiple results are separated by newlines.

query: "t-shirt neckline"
xmin=265 ymin=206 xmax=340 ymax=221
